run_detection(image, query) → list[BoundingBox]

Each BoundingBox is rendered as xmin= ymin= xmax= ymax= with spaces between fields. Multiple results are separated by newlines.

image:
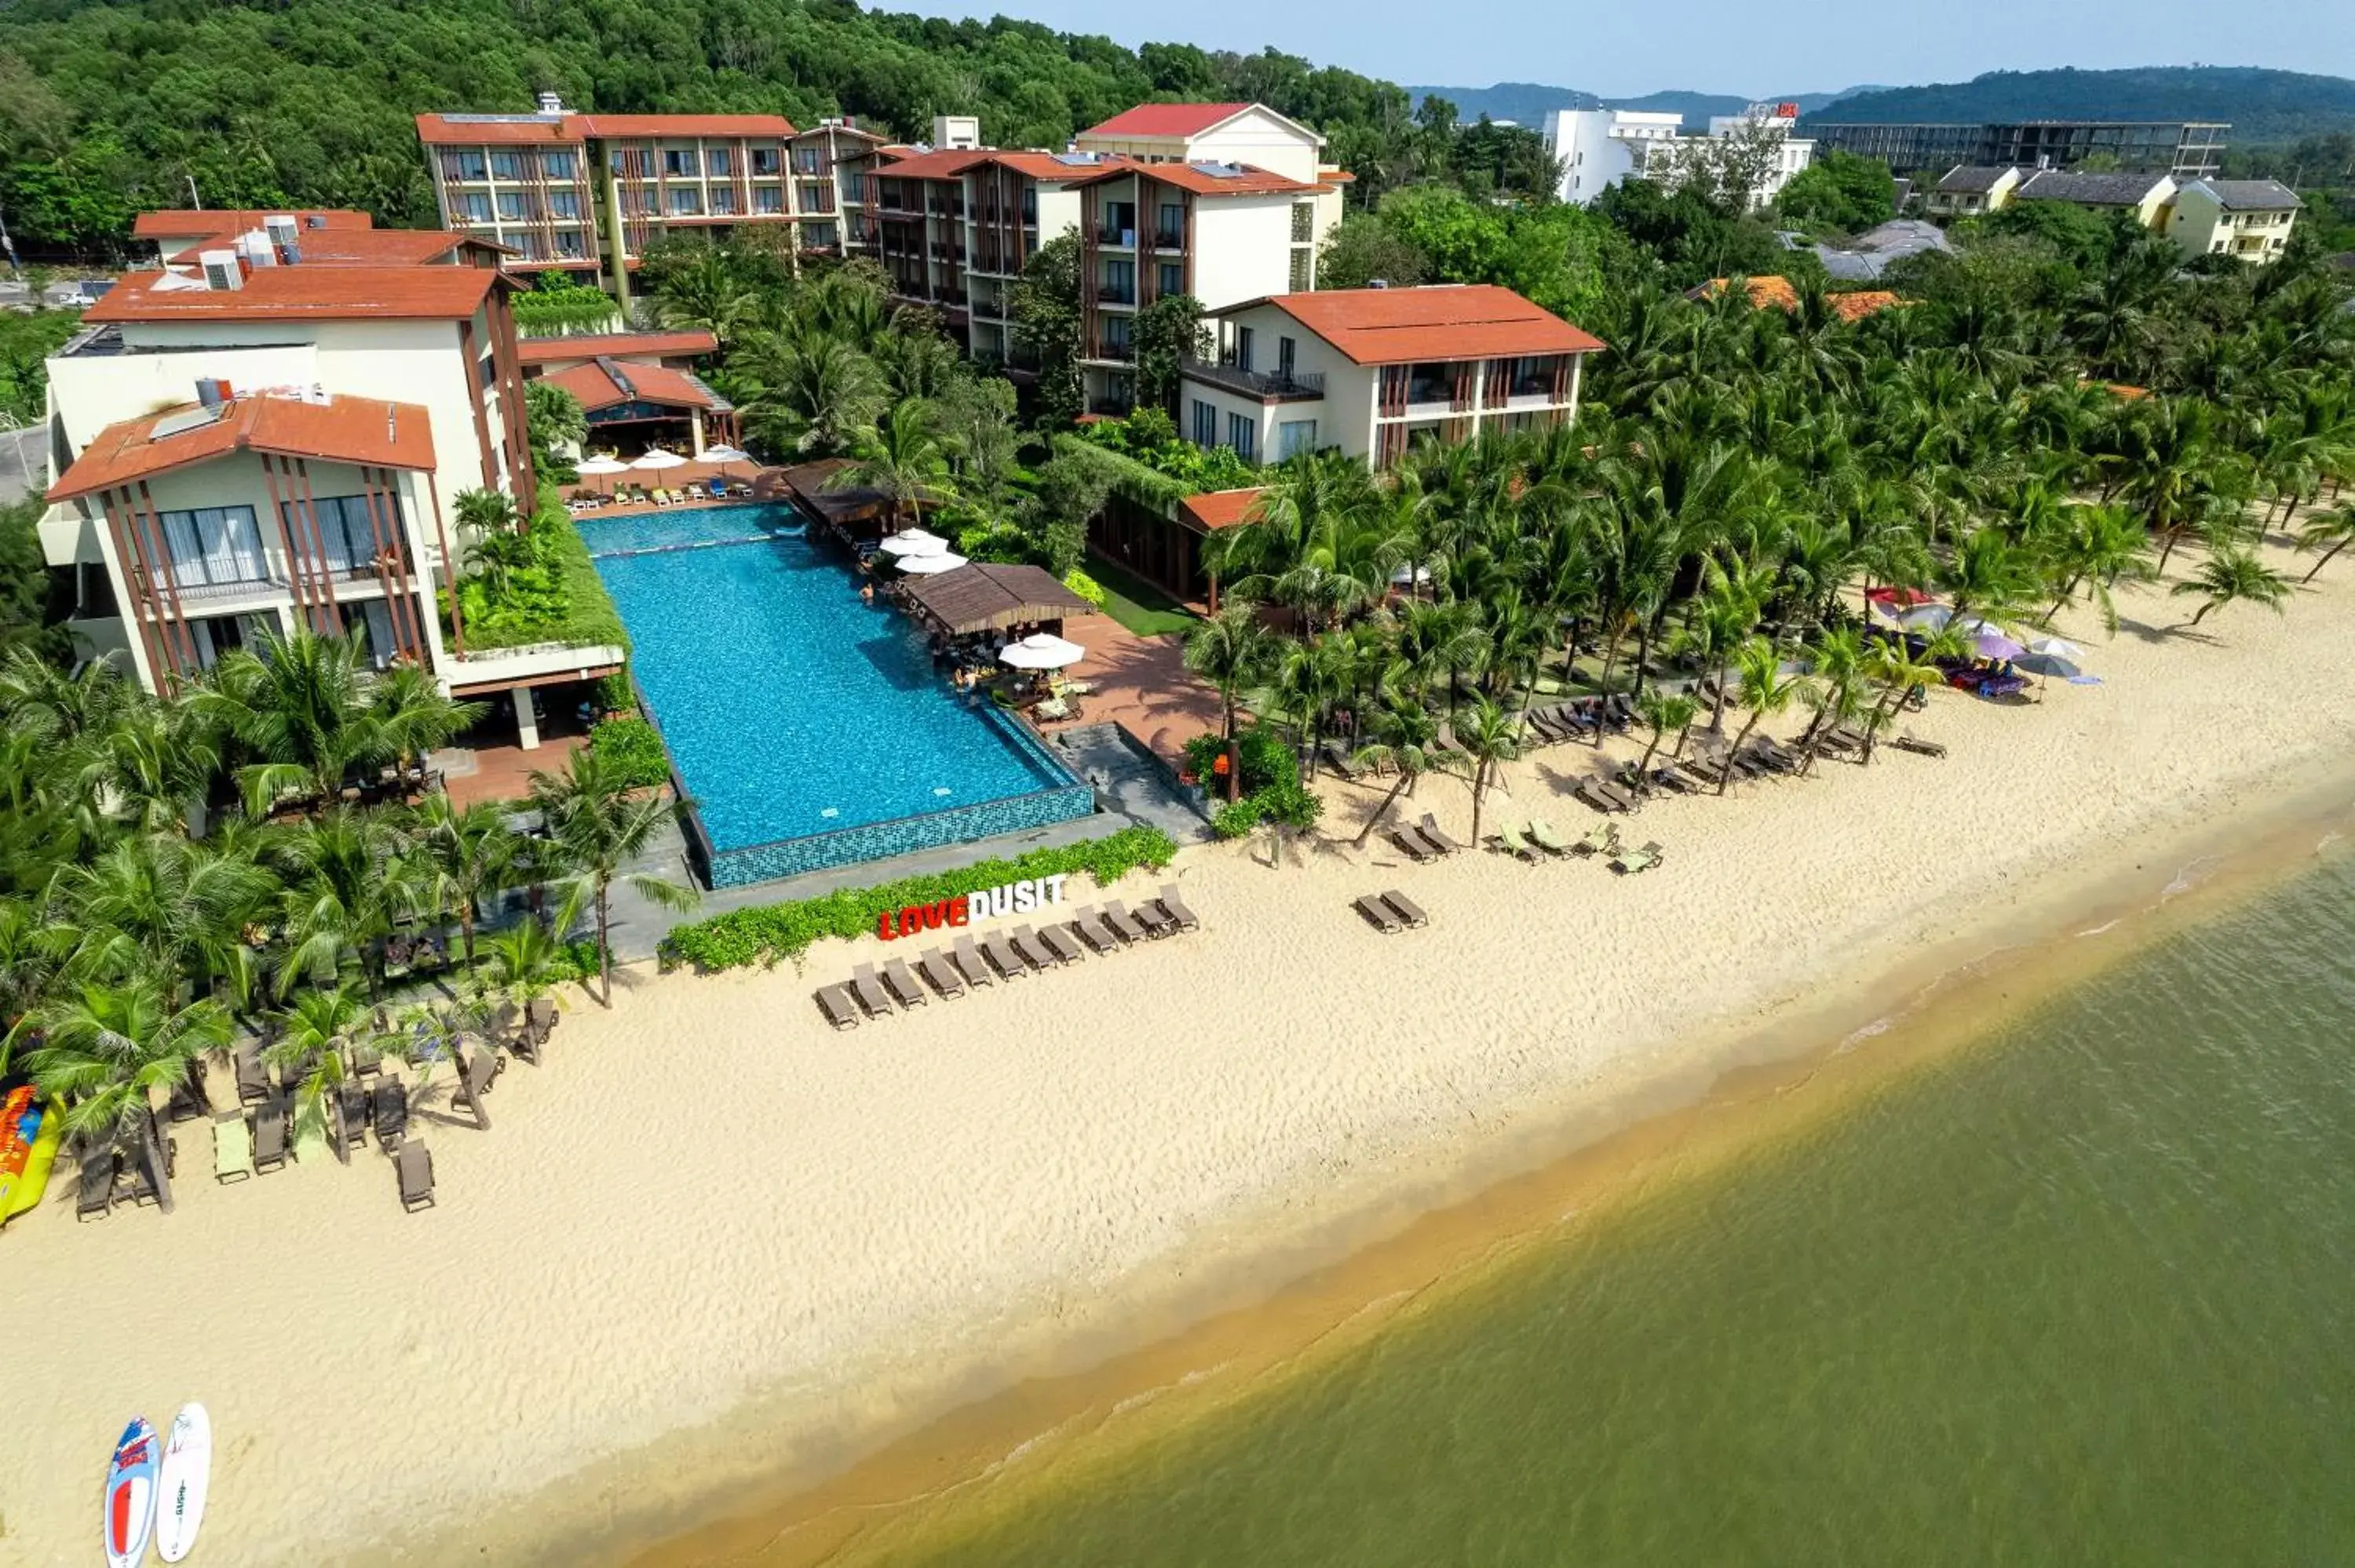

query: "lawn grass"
xmin=1085 ymin=556 xmax=1199 ymax=639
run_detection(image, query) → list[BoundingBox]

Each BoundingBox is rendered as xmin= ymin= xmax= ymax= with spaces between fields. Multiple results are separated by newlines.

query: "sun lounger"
xmin=338 ymin=1081 xmax=370 ymax=1147
xmin=465 ymin=1046 xmax=501 ymax=1105
xmin=1492 ymin=824 xmax=1538 ymax=859
xmin=1610 ymin=840 xmax=1666 ymax=875
xmin=1416 ymin=813 xmax=1466 ymax=855
xmin=916 ymin=950 xmax=966 ymax=998
xmin=1104 ymin=899 xmax=1159 ymax=942
xmin=1035 ymin=923 xmax=1086 ymax=965
xmin=1572 ymin=779 xmax=1623 ymax=816
xmin=527 ymin=996 xmax=559 ymax=1041
xmin=76 ymin=1143 xmax=115 ymax=1220
xmin=234 ymin=1041 xmax=269 ymax=1104
xmin=882 ymin=956 xmax=931 ymax=1005
xmin=1527 ymin=818 xmax=1570 ymax=855
xmin=980 ymin=931 xmax=1032 ymax=977
xmin=951 ymin=935 xmax=996 ymax=986
xmin=814 ymin=983 xmax=861 ymax=1030
xmin=371 ymin=1080 xmax=407 ymax=1150
xmin=1007 ymin=925 xmax=1058 ymax=969
xmin=1321 ymin=739 xmax=1363 ymax=781
xmin=396 ymin=1141 xmax=436 ymax=1212
xmin=1605 ymin=693 xmax=1636 ymax=730
xmin=1354 ymin=894 xmax=1404 ymax=934
xmin=213 ymin=1113 xmax=254 ymax=1183
xmin=1155 ymin=884 xmax=1200 ymax=932
xmin=119 ymin=1146 xmax=159 ymax=1208
xmin=349 ymin=1042 xmax=382 ymax=1078
xmin=1647 ymin=764 xmax=1696 ymax=794
xmin=1380 ymin=890 xmax=1429 ymax=928
xmin=1068 ymin=909 xmax=1123 ymax=954
xmin=164 ymin=1059 xmax=209 ymax=1122
xmin=1389 ymin=827 xmax=1436 ymax=862
xmin=1893 ymin=734 xmax=1948 ymax=757
xmin=1575 ymin=821 xmax=1623 ymax=858
xmin=254 ymin=1099 xmax=289 ymax=1172
xmin=848 ymin=964 xmax=899 ymax=1015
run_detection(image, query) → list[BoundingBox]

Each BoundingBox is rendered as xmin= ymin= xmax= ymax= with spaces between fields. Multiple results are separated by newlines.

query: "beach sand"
xmin=8 ymin=546 xmax=2355 ymax=1566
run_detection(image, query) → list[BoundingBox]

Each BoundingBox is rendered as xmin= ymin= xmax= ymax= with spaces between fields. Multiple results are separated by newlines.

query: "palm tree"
xmin=371 ymin=663 xmax=484 ymax=782
xmin=272 ymin=807 xmax=420 ymax=1001
xmin=24 ymin=978 xmax=228 ymax=1214
xmin=736 ymin=330 xmax=887 ymax=457
xmin=192 ymin=629 xmax=395 ymax=815
xmin=1349 ymin=698 xmax=1459 ymax=846
xmin=476 ymin=914 xmax=571 ymax=1010
xmin=264 ymin=981 xmax=374 ymax=1162
xmin=1182 ymin=602 xmax=1272 ymax=801
xmin=411 ymin=794 xmax=526 ymax=969
xmin=1859 ymin=634 xmax=1948 ymax=764
xmin=2296 ymin=502 xmax=2355 ymax=583
xmin=53 ymin=834 xmax=276 ymax=1006
xmin=830 ymin=397 xmax=955 ymax=532
xmin=1450 ymin=697 xmax=1521 ymax=848
xmin=2171 ymin=547 xmax=2291 ymax=628
xmin=652 ymin=249 xmax=755 ymax=345
xmin=1720 ymin=637 xmax=1801 ymax=796
xmin=2041 ymin=502 xmax=2152 ymax=632
xmin=528 ymin=748 xmax=698 ymax=1006
xmin=1634 ymin=691 xmax=1698 ymax=779
xmin=1792 ymin=626 xmax=1865 ymax=775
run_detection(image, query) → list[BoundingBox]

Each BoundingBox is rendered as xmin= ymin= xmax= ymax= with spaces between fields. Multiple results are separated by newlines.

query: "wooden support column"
xmin=288 ymin=458 xmax=341 ymax=634
xmin=431 ymin=482 xmax=465 ymax=656
xmin=98 ymin=491 xmax=175 ymax=691
xmin=260 ymin=454 xmax=316 ymax=630
xmin=357 ymin=466 xmax=417 ymax=663
xmin=129 ymin=482 xmax=203 ymax=680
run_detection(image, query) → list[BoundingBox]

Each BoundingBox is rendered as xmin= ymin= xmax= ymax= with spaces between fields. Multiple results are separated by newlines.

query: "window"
xmin=1276 ymin=336 xmax=1295 ymax=378
xmin=1289 ymin=250 xmax=1313 ymax=292
xmin=1226 ymin=412 xmax=1256 ymax=461
xmin=1291 ymin=202 xmax=1313 ymax=242
xmin=1102 ymin=314 xmax=1133 ymax=352
xmin=550 ymin=190 xmax=579 ymax=219
xmin=556 ymin=229 xmax=587 ymax=258
xmin=447 ymin=151 xmax=487 ymax=181
xmin=1406 ymin=362 xmax=1451 ymax=404
xmin=754 ymin=186 xmax=785 ymax=214
xmin=751 ymin=148 xmax=782 ymax=175
xmin=663 ymin=148 xmax=700 ymax=177
xmin=1021 ymin=188 xmax=1037 ymax=223
xmin=460 ymin=192 xmax=493 ymax=223
xmin=158 ymin=505 xmax=268 ymax=586
xmin=496 ymin=191 xmax=530 ymax=221
xmin=1235 ymin=326 xmax=1254 ymax=372
xmin=670 ymin=188 xmax=703 ymax=216
xmin=1158 ymin=262 xmax=1182 ymax=297
xmin=710 ymin=188 xmax=739 ymax=215
xmin=795 ymin=147 xmax=823 ymax=174
xmin=291 ymin=494 xmax=406 ymax=574
xmin=1192 ymin=399 xmax=1217 ymax=447
xmin=1157 ymin=202 xmax=1182 ymax=246
xmin=1103 ymin=259 xmax=1135 ymax=304
xmin=543 ymin=150 xmax=577 ymax=180
xmin=1277 ymin=419 xmax=1318 ymax=459
xmin=806 ymin=221 xmax=838 ymax=250
xmin=707 ymin=146 xmax=732 ymax=177
xmin=1510 ymin=356 xmax=1554 ymax=399
xmin=608 ymin=149 xmax=628 ymax=176
xmin=490 ymin=151 xmax=524 ymax=181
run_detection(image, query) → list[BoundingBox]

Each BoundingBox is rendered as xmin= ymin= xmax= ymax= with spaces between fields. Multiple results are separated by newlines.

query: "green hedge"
xmin=453 ymin=493 xmax=630 ymax=655
xmin=589 ymin=716 xmax=670 ymax=789
xmin=657 ymin=825 xmax=1179 ymax=972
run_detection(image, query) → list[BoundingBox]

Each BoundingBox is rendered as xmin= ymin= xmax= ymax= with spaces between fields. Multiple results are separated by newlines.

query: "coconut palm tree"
xmin=53 ymin=833 xmax=276 ymax=1006
xmin=272 ymin=807 xmax=421 ymax=1001
xmin=830 ymin=397 xmax=956 ymax=532
xmin=1182 ymin=602 xmax=1272 ymax=800
xmin=24 ymin=978 xmax=228 ymax=1214
xmin=2171 ymin=547 xmax=2291 ymax=628
xmin=193 ymin=629 xmax=396 ymax=816
xmin=736 ymin=330 xmax=887 ymax=458
xmin=371 ymin=663 xmax=484 ymax=784
xmin=1450 ymin=697 xmax=1522 ymax=847
xmin=1349 ymin=698 xmax=1459 ymax=846
xmin=1634 ymin=691 xmax=1699 ymax=779
xmin=411 ymin=794 xmax=527 ymax=970
xmin=652 ymin=249 xmax=756 ymax=345
xmin=1859 ymin=634 xmax=1950 ymax=764
xmin=2040 ymin=502 xmax=2153 ymax=632
xmin=1720 ymin=637 xmax=1802 ymax=795
xmin=476 ymin=914 xmax=571 ymax=1011
xmin=2295 ymin=502 xmax=2355 ymax=583
xmin=528 ymin=747 xmax=698 ymax=1007
xmin=263 ymin=980 xmax=374 ymax=1162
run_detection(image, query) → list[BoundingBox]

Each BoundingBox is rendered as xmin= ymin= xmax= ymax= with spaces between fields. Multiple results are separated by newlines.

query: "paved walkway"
xmin=1035 ymin=618 xmax=1219 ymax=768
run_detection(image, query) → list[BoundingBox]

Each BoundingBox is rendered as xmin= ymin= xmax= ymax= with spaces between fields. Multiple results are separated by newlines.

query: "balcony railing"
xmin=1098 ymin=284 xmax=1136 ymax=305
xmin=1094 ymin=225 xmax=1136 ymax=247
xmin=1092 ymin=339 xmax=1135 ymax=363
xmin=1152 ymin=229 xmax=1183 ymax=250
xmin=1181 ymin=357 xmax=1325 ymax=402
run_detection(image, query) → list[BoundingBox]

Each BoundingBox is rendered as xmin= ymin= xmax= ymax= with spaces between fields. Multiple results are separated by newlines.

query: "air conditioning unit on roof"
xmin=198 ymin=250 xmax=245 ymax=291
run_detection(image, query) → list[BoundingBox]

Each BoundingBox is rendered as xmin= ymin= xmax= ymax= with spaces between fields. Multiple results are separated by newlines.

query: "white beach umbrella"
xmin=878 ymin=527 xmax=949 ymax=556
xmin=2026 ymin=636 xmax=2083 ymax=659
xmin=1897 ymin=603 xmax=1952 ymax=631
xmin=632 ymin=447 xmax=688 ymax=470
xmin=699 ymin=444 xmax=750 ymax=463
xmin=999 ymin=632 xmax=1087 ymax=669
xmin=894 ymin=549 xmax=969 ymax=574
xmin=575 ymin=455 xmax=629 ymax=475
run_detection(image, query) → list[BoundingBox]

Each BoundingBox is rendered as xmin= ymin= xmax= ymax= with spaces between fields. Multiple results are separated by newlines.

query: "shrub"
xmin=1210 ymin=797 xmax=1263 ymax=840
xmin=1063 ymin=567 xmax=1107 ymax=606
xmin=1181 ymin=727 xmax=1294 ymax=795
xmin=588 ymin=716 xmax=670 ymax=789
xmin=657 ymin=825 xmax=1179 ymax=971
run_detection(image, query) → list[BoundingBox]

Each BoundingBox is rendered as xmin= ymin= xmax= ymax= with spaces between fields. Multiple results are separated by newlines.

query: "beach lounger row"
xmin=815 ymin=884 xmax=1202 ymax=1027
xmin=1354 ymin=889 xmax=1429 ymax=933
xmin=1389 ymin=811 xmax=1465 ymax=862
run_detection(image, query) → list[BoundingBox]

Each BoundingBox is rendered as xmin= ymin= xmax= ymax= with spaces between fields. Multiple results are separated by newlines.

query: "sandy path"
xmin=7 ymin=548 xmax=2355 ymax=1565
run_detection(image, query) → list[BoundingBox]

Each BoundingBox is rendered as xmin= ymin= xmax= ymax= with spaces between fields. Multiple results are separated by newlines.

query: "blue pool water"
xmin=577 ymin=504 xmax=1090 ymax=884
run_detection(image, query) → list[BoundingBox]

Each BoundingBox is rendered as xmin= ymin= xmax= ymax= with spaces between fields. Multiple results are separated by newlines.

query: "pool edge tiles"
xmin=703 ymin=776 xmax=1098 ymax=887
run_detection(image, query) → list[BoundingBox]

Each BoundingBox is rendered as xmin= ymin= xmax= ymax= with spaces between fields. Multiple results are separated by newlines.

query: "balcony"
xmin=1091 ymin=339 xmax=1136 ymax=363
xmin=1152 ymin=229 xmax=1183 ymax=250
xmin=1181 ymin=357 xmax=1325 ymax=403
xmin=1094 ymin=225 xmax=1136 ymax=248
xmin=1097 ymin=284 xmax=1137 ymax=306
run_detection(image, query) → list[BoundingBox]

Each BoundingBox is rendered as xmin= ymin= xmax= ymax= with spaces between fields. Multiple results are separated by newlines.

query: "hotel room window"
xmin=707 ymin=146 xmax=732 ymax=177
xmin=447 ymin=151 xmax=487 ymax=181
xmin=489 ymin=151 xmax=524 ymax=181
xmin=1277 ymin=419 xmax=1318 ymax=459
xmin=1157 ymin=202 xmax=1182 ymax=246
xmin=460 ymin=192 xmax=493 ymax=223
xmin=755 ymin=187 xmax=786 ymax=214
xmin=710 ymin=188 xmax=739 ymax=216
xmin=543 ymin=150 xmax=577 ymax=180
xmin=1158 ymin=263 xmax=1182 ymax=297
xmin=1192 ymin=399 xmax=1217 ymax=448
xmin=496 ymin=191 xmax=529 ymax=221
xmin=550 ymin=190 xmax=579 ymax=218
xmin=1226 ymin=413 xmax=1257 ymax=461
xmin=663 ymin=148 xmax=700 ymax=177
xmin=556 ymin=230 xmax=586 ymax=257
xmin=670 ymin=188 xmax=703 ymax=216
xmin=752 ymin=147 xmax=783 ymax=175
xmin=795 ymin=147 xmax=823 ymax=174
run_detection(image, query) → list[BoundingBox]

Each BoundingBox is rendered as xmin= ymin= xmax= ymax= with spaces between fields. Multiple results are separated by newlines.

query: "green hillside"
xmin=1804 ymin=66 xmax=2355 ymax=144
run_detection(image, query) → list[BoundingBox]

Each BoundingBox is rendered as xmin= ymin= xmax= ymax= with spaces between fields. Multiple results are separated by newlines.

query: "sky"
xmin=907 ymin=0 xmax=2353 ymax=98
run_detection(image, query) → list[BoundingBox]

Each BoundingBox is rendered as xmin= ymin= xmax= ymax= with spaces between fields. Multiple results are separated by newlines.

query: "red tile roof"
xmin=86 ymin=264 xmax=500 ymax=324
xmin=871 ymin=148 xmax=993 ymax=181
xmin=1691 ymin=276 xmax=1906 ymax=322
xmin=1100 ymin=160 xmax=1316 ymax=196
xmin=49 ymin=392 xmax=436 ymax=501
xmin=518 ymin=330 xmax=717 ymax=365
xmin=416 ymin=111 xmax=794 ymax=146
xmin=1237 ymin=286 xmax=1605 ymax=366
xmin=415 ymin=115 xmax=581 ymax=147
xmin=572 ymin=113 xmax=794 ymax=139
xmin=1178 ymin=488 xmax=1267 ymax=532
xmin=134 ymin=209 xmax=372 ymax=238
xmin=541 ymin=359 xmax=718 ymax=412
xmin=1083 ymin=103 xmax=1254 ymax=139
xmin=232 ymin=229 xmax=504 ymax=265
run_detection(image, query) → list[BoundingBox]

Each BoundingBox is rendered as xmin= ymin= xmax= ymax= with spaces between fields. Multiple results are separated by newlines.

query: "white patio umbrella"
xmin=878 ymin=527 xmax=949 ymax=556
xmin=999 ymin=632 xmax=1087 ymax=669
xmin=699 ymin=444 xmax=750 ymax=464
xmin=893 ymin=549 xmax=969 ymax=574
xmin=632 ymin=447 xmax=688 ymax=470
xmin=576 ymin=455 xmax=629 ymax=475
xmin=1897 ymin=603 xmax=1952 ymax=631
xmin=2026 ymin=636 xmax=2083 ymax=659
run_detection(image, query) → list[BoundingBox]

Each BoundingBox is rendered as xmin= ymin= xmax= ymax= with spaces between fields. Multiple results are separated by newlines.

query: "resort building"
xmin=1179 ymin=284 xmax=1602 ymax=467
xmin=1701 ymin=104 xmax=1816 ymax=208
xmin=416 ymin=96 xmax=886 ymax=299
xmin=133 ymin=208 xmax=375 ymax=264
xmin=859 ymin=104 xmax=1346 ymax=414
xmin=2164 ymin=179 xmax=2302 ymax=264
xmin=1926 ymin=166 xmax=2025 ymax=216
xmin=1806 ymin=119 xmax=2227 ymax=178
xmin=35 ymin=217 xmax=620 ymax=728
xmin=1543 ymin=109 xmax=1685 ymax=205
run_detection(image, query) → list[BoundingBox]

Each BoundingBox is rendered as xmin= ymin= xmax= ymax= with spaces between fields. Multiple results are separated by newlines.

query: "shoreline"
xmin=7 ymin=563 xmax=2355 ymax=1567
xmin=617 ymin=750 xmax=2355 ymax=1568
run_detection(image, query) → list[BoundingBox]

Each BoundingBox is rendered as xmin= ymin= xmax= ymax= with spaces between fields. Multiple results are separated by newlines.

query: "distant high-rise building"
xmin=1805 ymin=119 xmax=2226 ymax=178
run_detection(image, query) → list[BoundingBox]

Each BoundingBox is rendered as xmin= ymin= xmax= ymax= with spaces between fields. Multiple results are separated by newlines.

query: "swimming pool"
xmin=577 ymin=504 xmax=1093 ymax=886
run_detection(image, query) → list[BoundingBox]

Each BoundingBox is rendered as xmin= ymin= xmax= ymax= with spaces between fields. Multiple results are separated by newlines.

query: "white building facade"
xmin=1543 ymin=109 xmax=1685 ymax=204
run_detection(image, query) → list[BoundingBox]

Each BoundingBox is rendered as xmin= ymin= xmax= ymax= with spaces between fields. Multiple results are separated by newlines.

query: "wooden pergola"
xmin=900 ymin=562 xmax=1096 ymax=639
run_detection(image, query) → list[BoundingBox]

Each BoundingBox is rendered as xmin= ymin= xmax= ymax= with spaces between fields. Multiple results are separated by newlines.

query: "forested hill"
xmin=1805 ymin=66 xmax=2355 ymax=144
xmin=0 ymin=0 xmax=1420 ymax=253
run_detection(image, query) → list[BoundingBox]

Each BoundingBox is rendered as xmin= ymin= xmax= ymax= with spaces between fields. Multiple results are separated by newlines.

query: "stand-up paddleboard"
xmin=155 ymin=1403 xmax=211 ymax=1562
xmin=0 ymin=1084 xmax=61 ymax=1223
xmin=103 ymin=1416 xmax=159 ymax=1568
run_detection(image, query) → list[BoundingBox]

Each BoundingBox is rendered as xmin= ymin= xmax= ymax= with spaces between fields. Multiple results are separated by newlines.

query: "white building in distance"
xmin=1543 ymin=109 xmax=1684 ymax=205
